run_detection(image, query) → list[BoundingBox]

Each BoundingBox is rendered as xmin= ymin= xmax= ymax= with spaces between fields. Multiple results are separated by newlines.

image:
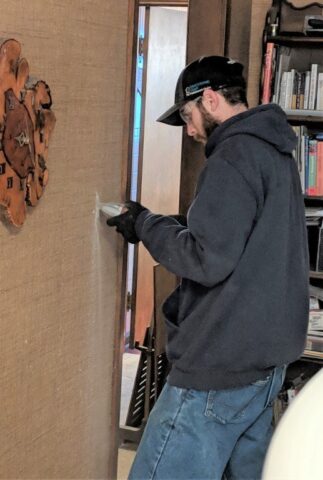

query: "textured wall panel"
xmin=0 ymin=1 xmax=129 ymax=478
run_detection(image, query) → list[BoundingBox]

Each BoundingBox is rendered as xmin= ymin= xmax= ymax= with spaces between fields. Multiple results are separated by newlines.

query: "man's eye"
xmin=182 ymin=112 xmax=191 ymax=122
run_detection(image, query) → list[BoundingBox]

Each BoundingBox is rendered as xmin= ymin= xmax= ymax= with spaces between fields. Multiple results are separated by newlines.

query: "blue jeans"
xmin=128 ymin=366 xmax=286 ymax=480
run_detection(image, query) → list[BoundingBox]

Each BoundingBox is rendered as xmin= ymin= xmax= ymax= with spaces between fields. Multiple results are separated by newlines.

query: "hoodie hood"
xmin=205 ymin=104 xmax=297 ymax=158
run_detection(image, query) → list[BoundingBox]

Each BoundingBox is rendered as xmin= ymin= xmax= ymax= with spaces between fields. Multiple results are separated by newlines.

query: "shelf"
xmin=310 ymin=271 xmax=323 ymax=279
xmin=267 ymin=35 xmax=323 ymax=46
xmin=285 ymin=109 xmax=323 ymax=123
xmin=304 ymin=196 xmax=323 ymax=202
xmin=302 ymin=349 xmax=323 ymax=361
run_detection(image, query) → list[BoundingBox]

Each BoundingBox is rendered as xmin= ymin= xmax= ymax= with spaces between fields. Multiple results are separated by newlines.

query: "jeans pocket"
xmin=204 ymin=383 xmax=268 ymax=425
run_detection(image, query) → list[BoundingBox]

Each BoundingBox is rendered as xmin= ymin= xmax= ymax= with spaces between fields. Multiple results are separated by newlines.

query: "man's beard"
xmin=199 ymin=103 xmax=219 ymax=140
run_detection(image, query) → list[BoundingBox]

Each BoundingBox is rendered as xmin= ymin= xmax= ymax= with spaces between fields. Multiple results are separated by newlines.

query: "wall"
xmin=0 ymin=0 xmax=130 ymax=478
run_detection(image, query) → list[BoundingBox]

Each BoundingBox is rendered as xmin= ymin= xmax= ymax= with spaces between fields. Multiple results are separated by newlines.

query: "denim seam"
xmin=263 ymin=370 xmax=275 ymax=409
xmin=150 ymin=389 xmax=189 ymax=479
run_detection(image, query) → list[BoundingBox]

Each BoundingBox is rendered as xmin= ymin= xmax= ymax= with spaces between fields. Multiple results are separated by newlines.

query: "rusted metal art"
xmin=0 ymin=39 xmax=55 ymax=227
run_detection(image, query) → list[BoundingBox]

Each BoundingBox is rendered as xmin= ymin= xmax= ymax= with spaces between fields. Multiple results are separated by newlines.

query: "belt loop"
xmin=264 ymin=365 xmax=286 ymax=408
xmin=264 ymin=368 xmax=276 ymax=407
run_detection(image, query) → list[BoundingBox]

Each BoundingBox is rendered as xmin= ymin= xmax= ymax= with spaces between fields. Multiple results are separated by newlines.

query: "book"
xmin=299 ymin=72 xmax=306 ymax=110
xmin=279 ymin=71 xmax=288 ymax=108
xmin=304 ymin=71 xmax=311 ymax=109
xmin=316 ymin=72 xmax=323 ymax=111
xmin=304 ymin=133 xmax=310 ymax=193
xmin=306 ymin=207 xmax=323 ymax=217
xmin=306 ymin=334 xmax=323 ymax=352
xmin=299 ymin=126 xmax=307 ymax=191
xmin=310 ymin=296 xmax=320 ymax=309
xmin=291 ymin=71 xmax=298 ymax=110
xmin=308 ymin=64 xmax=318 ymax=110
xmin=307 ymin=139 xmax=318 ymax=195
xmin=309 ymin=284 xmax=323 ymax=301
xmin=308 ymin=310 xmax=323 ymax=332
xmin=261 ymin=42 xmax=275 ymax=104
xmin=316 ymin=141 xmax=323 ymax=196
xmin=285 ymin=70 xmax=295 ymax=110
xmin=272 ymin=46 xmax=291 ymax=104
xmin=294 ymin=72 xmax=304 ymax=110
xmin=292 ymin=125 xmax=301 ymax=169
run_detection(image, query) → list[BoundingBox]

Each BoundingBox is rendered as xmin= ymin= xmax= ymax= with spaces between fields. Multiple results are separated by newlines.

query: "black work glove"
xmin=169 ymin=214 xmax=187 ymax=227
xmin=106 ymin=200 xmax=147 ymax=244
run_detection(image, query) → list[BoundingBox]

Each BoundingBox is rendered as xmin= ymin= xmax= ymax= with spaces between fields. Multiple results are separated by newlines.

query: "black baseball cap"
xmin=157 ymin=55 xmax=245 ymax=126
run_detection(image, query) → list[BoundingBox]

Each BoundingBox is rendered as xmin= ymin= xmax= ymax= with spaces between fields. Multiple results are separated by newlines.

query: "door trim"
xmin=139 ymin=0 xmax=188 ymax=6
xmin=108 ymin=0 xmax=138 ymax=477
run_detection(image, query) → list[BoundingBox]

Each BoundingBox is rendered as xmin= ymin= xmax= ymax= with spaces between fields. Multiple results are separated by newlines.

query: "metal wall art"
xmin=0 ymin=38 xmax=56 ymax=227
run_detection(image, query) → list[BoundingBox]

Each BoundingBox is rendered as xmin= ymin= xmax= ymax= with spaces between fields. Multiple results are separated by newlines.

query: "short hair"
xmin=218 ymin=85 xmax=249 ymax=108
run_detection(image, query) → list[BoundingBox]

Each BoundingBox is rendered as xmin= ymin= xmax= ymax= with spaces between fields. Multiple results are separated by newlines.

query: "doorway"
xmin=120 ymin=3 xmax=188 ymax=431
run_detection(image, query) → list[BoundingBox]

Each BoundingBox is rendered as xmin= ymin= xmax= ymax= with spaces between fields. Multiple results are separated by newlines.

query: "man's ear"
xmin=202 ymin=88 xmax=219 ymax=113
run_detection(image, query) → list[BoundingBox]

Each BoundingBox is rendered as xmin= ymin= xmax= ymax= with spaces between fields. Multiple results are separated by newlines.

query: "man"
xmin=108 ymin=56 xmax=309 ymax=479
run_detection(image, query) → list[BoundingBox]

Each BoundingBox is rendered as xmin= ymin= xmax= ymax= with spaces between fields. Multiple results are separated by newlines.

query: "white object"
xmin=309 ymin=310 xmax=323 ymax=331
xmin=308 ymin=63 xmax=318 ymax=110
xmin=100 ymin=202 xmax=125 ymax=218
xmin=262 ymin=369 xmax=323 ymax=480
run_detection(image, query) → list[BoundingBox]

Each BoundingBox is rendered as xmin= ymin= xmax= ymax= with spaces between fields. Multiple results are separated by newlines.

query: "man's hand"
xmin=106 ymin=200 xmax=147 ymax=244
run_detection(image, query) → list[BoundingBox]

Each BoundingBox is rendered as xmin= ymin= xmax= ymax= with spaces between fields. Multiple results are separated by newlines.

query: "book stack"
xmin=292 ymin=127 xmax=323 ymax=195
xmin=307 ymin=288 xmax=323 ymax=354
xmin=306 ymin=302 xmax=323 ymax=353
xmin=261 ymin=43 xmax=323 ymax=111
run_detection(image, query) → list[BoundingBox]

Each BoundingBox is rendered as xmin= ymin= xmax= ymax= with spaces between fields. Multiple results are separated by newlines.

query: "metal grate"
xmin=125 ymin=329 xmax=169 ymax=429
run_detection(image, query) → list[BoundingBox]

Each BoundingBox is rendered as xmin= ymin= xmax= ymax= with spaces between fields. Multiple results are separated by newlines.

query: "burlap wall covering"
xmin=0 ymin=1 xmax=129 ymax=478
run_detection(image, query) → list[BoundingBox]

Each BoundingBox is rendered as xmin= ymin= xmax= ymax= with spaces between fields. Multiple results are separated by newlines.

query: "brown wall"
xmin=179 ymin=0 xmax=253 ymax=213
xmin=180 ymin=0 xmax=227 ymax=213
xmin=0 ymin=0 xmax=130 ymax=478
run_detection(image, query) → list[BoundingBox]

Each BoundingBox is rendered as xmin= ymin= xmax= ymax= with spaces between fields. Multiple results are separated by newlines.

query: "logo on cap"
xmin=185 ymin=80 xmax=211 ymax=97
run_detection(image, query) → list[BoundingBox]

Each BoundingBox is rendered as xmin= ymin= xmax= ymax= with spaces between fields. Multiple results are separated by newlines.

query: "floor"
xmin=117 ymin=448 xmax=136 ymax=480
xmin=117 ymin=352 xmax=140 ymax=480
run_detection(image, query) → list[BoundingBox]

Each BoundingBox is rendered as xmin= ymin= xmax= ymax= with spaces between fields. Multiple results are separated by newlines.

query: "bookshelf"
xmin=259 ymin=0 xmax=323 ymax=420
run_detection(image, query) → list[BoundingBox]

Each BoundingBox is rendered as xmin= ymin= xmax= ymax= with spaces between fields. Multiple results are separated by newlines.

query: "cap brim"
xmin=157 ymin=103 xmax=185 ymax=126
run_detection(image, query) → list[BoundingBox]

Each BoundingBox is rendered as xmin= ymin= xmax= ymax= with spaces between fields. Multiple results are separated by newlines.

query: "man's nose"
xmin=186 ymin=123 xmax=196 ymax=137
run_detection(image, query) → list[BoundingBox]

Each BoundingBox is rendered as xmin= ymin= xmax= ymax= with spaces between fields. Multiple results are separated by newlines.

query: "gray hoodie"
xmin=135 ymin=104 xmax=309 ymax=390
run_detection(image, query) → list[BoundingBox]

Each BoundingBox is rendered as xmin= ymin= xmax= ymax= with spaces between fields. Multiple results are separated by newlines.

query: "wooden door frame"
xmin=133 ymin=0 xmax=189 ymax=349
xmin=129 ymin=6 xmax=150 ymax=348
xmin=108 ymin=0 xmax=138 ymax=477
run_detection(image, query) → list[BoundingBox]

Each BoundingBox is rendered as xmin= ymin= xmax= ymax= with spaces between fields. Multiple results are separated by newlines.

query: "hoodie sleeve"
xmin=135 ymin=157 xmax=258 ymax=287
